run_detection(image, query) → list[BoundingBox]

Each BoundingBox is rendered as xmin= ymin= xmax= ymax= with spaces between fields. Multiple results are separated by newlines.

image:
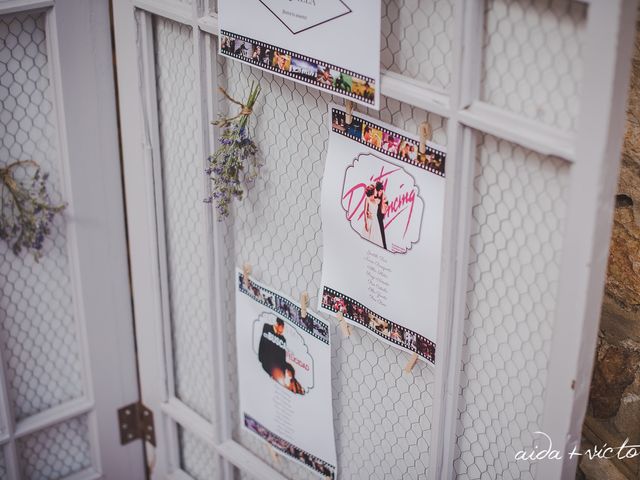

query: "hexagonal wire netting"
xmin=454 ymin=134 xmax=568 ymax=480
xmin=0 ymin=12 xmax=85 ymax=424
xmin=381 ymin=0 xmax=455 ymax=91
xmin=179 ymin=426 xmax=220 ymax=480
xmin=0 ymin=0 xmax=583 ymax=478
xmin=150 ymin=0 xmax=581 ymax=478
xmin=153 ymin=1 xmax=452 ymax=477
xmin=0 ymin=11 xmax=95 ymax=479
xmin=480 ymin=0 xmax=587 ymax=132
xmin=17 ymin=415 xmax=92 ymax=479
xmin=217 ymin=58 xmax=447 ymax=480
xmin=153 ymin=16 xmax=217 ymax=425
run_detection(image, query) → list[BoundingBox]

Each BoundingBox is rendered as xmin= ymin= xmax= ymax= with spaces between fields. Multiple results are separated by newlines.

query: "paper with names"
xmin=318 ymin=105 xmax=447 ymax=364
xmin=218 ymin=0 xmax=381 ymax=108
xmin=235 ymin=270 xmax=337 ymax=478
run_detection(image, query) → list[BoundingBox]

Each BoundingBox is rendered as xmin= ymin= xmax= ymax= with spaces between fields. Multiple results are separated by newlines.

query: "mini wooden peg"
xmin=403 ymin=352 xmax=419 ymax=374
xmin=418 ymin=121 xmax=432 ymax=156
xmin=300 ymin=291 xmax=309 ymax=318
xmin=337 ymin=311 xmax=351 ymax=337
xmin=341 ymin=321 xmax=351 ymax=337
xmin=345 ymin=100 xmax=354 ymax=125
xmin=242 ymin=263 xmax=252 ymax=289
xmin=266 ymin=444 xmax=280 ymax=464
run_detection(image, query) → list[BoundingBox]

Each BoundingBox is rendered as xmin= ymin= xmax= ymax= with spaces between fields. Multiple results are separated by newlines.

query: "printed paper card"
xmin=218 ymin=0 xmax=381 ymax=109
xmin=235 ymin=270 xmax=337 ymax=478
xmin=318 ymin=105 xmax=447 ymax=364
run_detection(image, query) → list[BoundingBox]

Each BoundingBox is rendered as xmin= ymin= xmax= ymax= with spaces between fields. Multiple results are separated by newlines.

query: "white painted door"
xmin=113 ymin=0 xmax=637 ymax=479
xmin=0 ymin=1 xmax=145 ymax=479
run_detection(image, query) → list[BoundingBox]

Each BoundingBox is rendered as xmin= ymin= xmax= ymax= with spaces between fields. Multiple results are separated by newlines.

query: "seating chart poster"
xmin=318 ymin=105 xmax=447 ymax=364
xmin=235 ymin=269 xmax=337 ymax=479
xmin=218 ymin=0 xmax=381 ymax=108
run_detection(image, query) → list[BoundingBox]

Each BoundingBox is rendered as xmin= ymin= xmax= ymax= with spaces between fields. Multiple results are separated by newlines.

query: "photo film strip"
xmin=244 ymin=414 xmax=336 ymax=479
xmin=321 ymin=286 xmax=436 ymax=363
xmin=331 ymin=108 xmax=446 ymax=177
xmin=220 ymin=30 xmax=376 ymax=106
xmin=239 ymin=272 xmax=330 ymax=345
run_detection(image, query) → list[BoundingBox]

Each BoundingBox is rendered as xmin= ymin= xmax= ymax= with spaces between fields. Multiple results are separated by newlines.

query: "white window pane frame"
xmin=113 ymin=0 xmax=638 ymax=479
xmin=0 ymin=1 xmax=145 ymax=479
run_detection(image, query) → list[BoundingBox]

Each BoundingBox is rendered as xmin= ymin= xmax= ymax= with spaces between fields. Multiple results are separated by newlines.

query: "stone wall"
xmin=579 ymin=8 xmax=640 ymax=480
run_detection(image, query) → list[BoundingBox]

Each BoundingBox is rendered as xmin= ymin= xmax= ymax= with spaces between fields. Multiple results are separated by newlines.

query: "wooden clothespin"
xmin=242 ymin=262 xmax=252 ymax=289
xmin=418 ymin=121 xmax=432 ymax=163
xmin=336 ymin=311 xmax=351 ymax=337
xmin=345 ymin=100 xmax=354 ymax=125
xmin=403 ymin=352 xmax=419 ymax=374
xmin=266 ymin=444 xmax=280 ymax=464
xmin=300 ymin=291 xmax=309 ymax=318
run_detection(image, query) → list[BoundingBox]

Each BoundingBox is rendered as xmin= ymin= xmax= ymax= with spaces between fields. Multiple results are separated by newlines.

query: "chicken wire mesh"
xmin=147 ymin=0 xmax=586 ymax=477
xmin=0 ymin=11 xmax=85 ymax=421
xmin=153 ymin=16 xmax=217 ymax=424
xmin=381 ymin=0 xmax=455 ymax=91
xmin=480 ymin=0 xmax=587 ymax=132
xmin=179 ymin=426 xmax=219 ymax=480
xmin=453 ymin=134 xmax=569 ymax=480
xmin=149 ymin=12 xmax=449 ymax=476
xmin=16 ymin=415 xmax=92 ymax=479
xmin=215 ymin=56 xmax=446 ymax=480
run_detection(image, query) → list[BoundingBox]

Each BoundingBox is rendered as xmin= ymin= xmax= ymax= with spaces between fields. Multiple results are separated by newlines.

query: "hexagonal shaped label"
xmin=341 ymin=153 xmax=424 ymax=254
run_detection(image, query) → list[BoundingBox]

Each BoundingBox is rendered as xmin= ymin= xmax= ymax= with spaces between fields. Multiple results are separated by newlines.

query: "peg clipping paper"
xmin=218 ymin=0 xmax=381 ymax=108
xmin=318 ymin=105 xmax=447 ymax=364
xmin=235 ymin=269 xmax=337 ymax=478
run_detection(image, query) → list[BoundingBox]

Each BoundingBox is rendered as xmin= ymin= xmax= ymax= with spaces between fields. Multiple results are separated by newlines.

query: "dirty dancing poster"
xmin=218 ymin=0 xmax=381 ymax=108
xmin=235 ymin=270 xmax=337 ymax=478
xmin=319 ymin=105 xmax=446 ymax=364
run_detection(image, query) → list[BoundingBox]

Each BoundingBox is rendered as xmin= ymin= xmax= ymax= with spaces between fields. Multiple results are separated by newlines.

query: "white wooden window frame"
xmin=0 ymin=1 xmax=145 ymax=479
xmin=112 ymin=0 xmax=638 ymax=479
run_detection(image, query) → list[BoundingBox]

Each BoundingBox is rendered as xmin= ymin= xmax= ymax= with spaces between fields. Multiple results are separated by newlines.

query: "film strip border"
xmin=244 ymin=413 xmax=336 ymax=479
xmin=238 ymin=273 xmax=329 ymax=345
xmin=331 ymin=108 xmax=446 ymax=177
xmin=321 ymin=286 xmax=436 ymax=363
xmin=220 ymin=30 xmax=375 ymax=105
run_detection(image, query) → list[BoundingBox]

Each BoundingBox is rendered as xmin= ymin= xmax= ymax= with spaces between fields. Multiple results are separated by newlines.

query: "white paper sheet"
xmin=218 ymin=0 xmax=381 ymax=109
xmin=235 ymin=270 xmax=337 ymax=478
xmin=318 ymin=105 xmax=447 ymax=364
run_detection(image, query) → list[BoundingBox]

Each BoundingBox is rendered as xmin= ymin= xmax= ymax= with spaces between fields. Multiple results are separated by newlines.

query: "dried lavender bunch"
xmin=0 ymin=160 xmax=66 ymax=260
xmin=205 ymin=82 xmax=261 ymax=220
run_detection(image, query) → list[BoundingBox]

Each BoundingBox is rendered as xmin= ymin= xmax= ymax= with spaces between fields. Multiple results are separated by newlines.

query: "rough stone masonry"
xmin=580 ymin=8 xmax=640 ymax=480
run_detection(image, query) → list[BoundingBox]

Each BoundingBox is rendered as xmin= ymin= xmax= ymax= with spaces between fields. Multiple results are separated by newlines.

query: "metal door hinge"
xmin=118 ymin=401 xmax=156 ymax=446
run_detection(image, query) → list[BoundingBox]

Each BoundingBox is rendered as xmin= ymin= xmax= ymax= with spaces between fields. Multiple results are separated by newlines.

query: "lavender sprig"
xmin=0 ymin=160 xmax=66 ymax=260
xmin=205 ymin=82 xmax=262 ymax=219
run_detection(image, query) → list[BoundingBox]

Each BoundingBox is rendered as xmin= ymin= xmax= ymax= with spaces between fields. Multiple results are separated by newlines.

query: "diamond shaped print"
xmin=258 ymin=0 xmax=352 ymax=35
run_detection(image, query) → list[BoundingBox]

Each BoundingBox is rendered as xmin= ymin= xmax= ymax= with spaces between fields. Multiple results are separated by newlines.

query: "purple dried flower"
xmin=204 ymin=82 xmax=262 ymax=220
xmin=0 ymin=160 xmax=66 ymax=261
